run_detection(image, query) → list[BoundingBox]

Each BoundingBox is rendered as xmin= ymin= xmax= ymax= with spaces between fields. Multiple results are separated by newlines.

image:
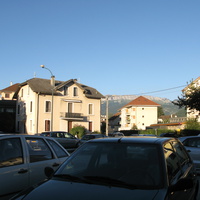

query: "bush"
xmin=70 ymin=124 xmax=86 ymax=138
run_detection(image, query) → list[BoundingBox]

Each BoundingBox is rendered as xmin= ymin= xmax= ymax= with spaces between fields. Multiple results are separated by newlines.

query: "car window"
xmin=63 ymin=132 xmax=74 ymax=139
xmin=59 ymin=143 xmax=161 ymax=188
xmin=183 ymin=138 xmax=200 ymax=148
xmin=164 ymin=142 xmax=181 ymax=183
xmin=47 ymin=139 xmax=69 ymax=158
xmin=26 ymin=138 xmax=54 ymax=163
xmin=0 ymin=138 xmax=23 ymax=168
xmin=171 ymin=141 xmax=190 ymax=166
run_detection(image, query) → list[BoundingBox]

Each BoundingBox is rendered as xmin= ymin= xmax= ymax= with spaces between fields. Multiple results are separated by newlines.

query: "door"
xmin=68 ymin=121 xmax=72 ymax=132
xmin=89 ymin=121 xmax=92 ymax=132
xmin=0 ymin=137 xmax=29 ymax=196
xmin=25 ymin=137 xmax=61 ymax=186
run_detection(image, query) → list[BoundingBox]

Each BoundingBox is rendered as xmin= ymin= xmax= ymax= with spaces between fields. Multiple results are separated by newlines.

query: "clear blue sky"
xmin=1 ymin=0 xmax=199 ymax=100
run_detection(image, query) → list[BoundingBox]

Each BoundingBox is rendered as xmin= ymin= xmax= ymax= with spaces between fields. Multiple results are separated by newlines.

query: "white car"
xmin=0 ymin=134 xmax=70 ymax=199
xmin=179 ymin=135 xmax=200 ymax=173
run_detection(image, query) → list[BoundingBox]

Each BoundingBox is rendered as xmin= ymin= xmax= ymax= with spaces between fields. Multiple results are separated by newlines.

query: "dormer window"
xmin=73 ymin=87 xmax=78 ymax=96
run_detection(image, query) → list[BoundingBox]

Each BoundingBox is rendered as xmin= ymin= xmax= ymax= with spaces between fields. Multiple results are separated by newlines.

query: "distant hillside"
xmin=101 ymin=95 xmax=186 ymax=117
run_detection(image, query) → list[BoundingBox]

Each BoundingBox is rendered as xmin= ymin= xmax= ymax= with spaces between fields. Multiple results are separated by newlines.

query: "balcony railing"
xmin=60 ymin=112 xmax=83 ymax=120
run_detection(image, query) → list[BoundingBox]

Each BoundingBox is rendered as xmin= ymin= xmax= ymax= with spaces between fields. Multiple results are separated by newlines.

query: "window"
xmin=88 ymin=104 xmax=93 ymax=115
xmin=21 ymin=89 xmax=23 ymax=97
xmin=5 ymin=93 xmax=10 ymax=98
xmin=164 ymin=142 xmax=180 ymax=182
xmin=171 ymin=141 xmax=190 ymax=166
xmin=17 ymin=105 xmax=20 ymax=114
xmin=0 ymin=138 xmax=23 ymax=168
xmin=26 ymin=138 xmax=53 ymax=163
xmin=47 ymin=139 xmax=69 ymax=158
xmin=30 ymin=101 xmax=32 ymax=112
xmin=45 ymin=101 xmax=51 ymax=112
xmin=73 ymin=87 xmax=78 ymax=96
xmin=30 ymin=120 xmax=33 ymax=132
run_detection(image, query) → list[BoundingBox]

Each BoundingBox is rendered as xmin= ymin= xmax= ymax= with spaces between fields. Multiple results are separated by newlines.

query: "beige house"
xmin=0 ymin=83 xmax=19 ymax=100
xmin=13 ymin=78 xmax=104 ymax=134
xmin=183 ymin=76 xmax=200 ymax=122
xmin=119 ymin=96 xmax=160 ymax=130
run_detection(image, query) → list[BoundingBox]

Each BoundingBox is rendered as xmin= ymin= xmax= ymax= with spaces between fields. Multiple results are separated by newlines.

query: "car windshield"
xmin=55 ymin=142 xmax=162 ymax=189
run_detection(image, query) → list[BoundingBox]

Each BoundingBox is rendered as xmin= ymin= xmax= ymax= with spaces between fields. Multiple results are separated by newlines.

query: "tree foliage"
xmin=172 ymin=81 xmax=200 ymax=112
xmin=184 ymin=118 xmax=200 ymax=130
xmin=70 ymin=124 xmax=87 ymax=138
xmin=158 ymin=106 xmax=164 ymax=117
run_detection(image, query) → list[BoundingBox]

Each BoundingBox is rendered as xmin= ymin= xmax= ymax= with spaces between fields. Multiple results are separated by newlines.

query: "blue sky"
xmin=0 ymin=0 xmax=199 ymax=100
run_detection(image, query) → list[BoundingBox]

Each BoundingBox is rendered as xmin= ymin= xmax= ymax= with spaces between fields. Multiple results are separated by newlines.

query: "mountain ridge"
xmin=101 ymin=95 xmax=185 ymax=117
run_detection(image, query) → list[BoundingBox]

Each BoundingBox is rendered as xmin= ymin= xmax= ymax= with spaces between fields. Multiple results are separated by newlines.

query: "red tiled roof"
xmin=0 ymin=83 xmax=19 ymax=92
xmin=120 ymin=96 xmax=160 ymax=110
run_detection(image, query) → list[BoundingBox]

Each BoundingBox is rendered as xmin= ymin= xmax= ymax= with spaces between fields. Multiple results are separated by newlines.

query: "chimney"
xmin=51 ymin=76 xmax=55 ymax=87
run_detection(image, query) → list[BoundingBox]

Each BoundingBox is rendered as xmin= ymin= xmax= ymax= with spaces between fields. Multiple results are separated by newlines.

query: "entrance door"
xmin=68 ymin=121 xmax=72 ymax=132
xmin=89 ymin=121 xmax=92 ymax=132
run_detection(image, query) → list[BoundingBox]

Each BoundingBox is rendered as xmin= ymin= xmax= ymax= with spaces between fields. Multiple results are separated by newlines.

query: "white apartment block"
xmin=119 ymin=96 xmax=160 ymax=130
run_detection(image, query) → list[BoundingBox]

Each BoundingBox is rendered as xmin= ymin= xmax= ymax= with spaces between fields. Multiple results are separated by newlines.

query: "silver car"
xmin=0 ymin=134 xmax=69 ymax=199
xmin=179 ymin=136 xmax=200 ymax=173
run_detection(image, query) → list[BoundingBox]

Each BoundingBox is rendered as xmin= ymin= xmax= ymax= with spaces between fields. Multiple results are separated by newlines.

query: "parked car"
xmin=179 ymin=136 xmax=200 ymax=174
xmin=12 ymin=137 xmax=198 ymax=200
xmin=0 ymin=134 xmax=69 ymax=199
xmin=40 ymin=131 xmax=80 ymax=151
xmin=80 ymin=133 xmax=107 ymax=144
xmin=108 ymin=131 xmax=124 ymax=137
xmin=160 ymin=132 xmax=179 ymax=138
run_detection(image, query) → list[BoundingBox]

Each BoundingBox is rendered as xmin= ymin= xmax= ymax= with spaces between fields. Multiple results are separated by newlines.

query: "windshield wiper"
xmin=83 ymin=176 xmax=138 ymax=189
xmin=53 ymin=174 xmax=89 ymax=183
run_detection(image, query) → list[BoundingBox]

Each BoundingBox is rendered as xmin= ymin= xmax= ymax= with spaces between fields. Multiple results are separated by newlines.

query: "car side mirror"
xmin=44 ymin=167 xmax=54 ymax=178
xmin=169 ymin=178 xmax=194 ymax=192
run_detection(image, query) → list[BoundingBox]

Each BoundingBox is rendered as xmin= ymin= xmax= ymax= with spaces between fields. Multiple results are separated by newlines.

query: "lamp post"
xmin=106 ymin=96 xmax=109 ymax=136
xmin=40 ymin=65 xmax=55 ymax=132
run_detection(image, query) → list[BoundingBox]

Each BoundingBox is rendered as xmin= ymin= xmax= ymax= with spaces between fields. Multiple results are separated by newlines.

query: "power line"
xmin=133 ymin=85 xmax=187 ymax=96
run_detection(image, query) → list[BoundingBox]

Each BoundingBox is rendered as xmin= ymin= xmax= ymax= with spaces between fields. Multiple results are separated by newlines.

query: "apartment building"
xmin=119 ymin=96 xmax=160 ymax=130
xmin=0 ymin=83 xmax=19 ymax=132
xmin=13 ymin=78 xmax=104 ymax=134
xmin=183 ymin=76 xmax=200 ymax=122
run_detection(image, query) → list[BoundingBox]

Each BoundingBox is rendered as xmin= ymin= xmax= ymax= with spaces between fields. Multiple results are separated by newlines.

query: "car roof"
xmin=87 ymin=136 xmax=175 ymax=144
xmin=0 ymin=134 xmax=54 ymax=139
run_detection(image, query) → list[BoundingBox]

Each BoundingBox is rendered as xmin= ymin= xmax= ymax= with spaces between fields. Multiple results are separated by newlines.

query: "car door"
xmin=164 ymin=141 xmax=197 ymax=200
xmin=182 ymin=137 xmax=200 ymax=166
xmin=62 ymin=132 xmax=76 ymax=148
xmin=25 ymin=137 xmax=63 ymax=186
xmin=0 ymin=137 xmax=29 ymax=197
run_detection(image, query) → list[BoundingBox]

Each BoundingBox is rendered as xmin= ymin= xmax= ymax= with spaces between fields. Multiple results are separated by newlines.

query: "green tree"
xmin=70 ymin=124 xmax=87 ymax=138
xmin=158 ymin=106 xmax=164 ymax=117
xmin=185 ymin=118 xmax=200 ymax=130
xmin=173 ymin=80 xmax=200 ymax=112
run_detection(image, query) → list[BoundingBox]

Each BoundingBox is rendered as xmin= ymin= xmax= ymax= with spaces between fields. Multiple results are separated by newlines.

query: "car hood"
xmin=15 ymin=180 xmax=163 ymax=200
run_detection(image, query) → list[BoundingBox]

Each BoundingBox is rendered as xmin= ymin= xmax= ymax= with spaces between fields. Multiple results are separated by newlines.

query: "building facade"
xmin=119 ymin=96 xmax=160 ymax=130
xmin=13 ymin=78 xmax=104 ymax=134
xmin=183 ymin=76 xmax=200 ymax=122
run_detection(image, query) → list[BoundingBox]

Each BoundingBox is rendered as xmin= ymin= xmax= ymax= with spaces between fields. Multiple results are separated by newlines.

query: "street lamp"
xmin=40 ymin=65 xmax=55 ymax=132
xmin=106 ymin=96 xmax=109 ymax=136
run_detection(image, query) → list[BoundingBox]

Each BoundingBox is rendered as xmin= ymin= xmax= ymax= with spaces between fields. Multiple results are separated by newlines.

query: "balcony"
xmin=60 ymin=112 xmax=84 ymax=121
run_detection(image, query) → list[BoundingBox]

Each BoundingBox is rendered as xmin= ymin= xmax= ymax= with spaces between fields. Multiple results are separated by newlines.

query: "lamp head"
xmin=40 ymin=65 xmax=45 ymax=68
